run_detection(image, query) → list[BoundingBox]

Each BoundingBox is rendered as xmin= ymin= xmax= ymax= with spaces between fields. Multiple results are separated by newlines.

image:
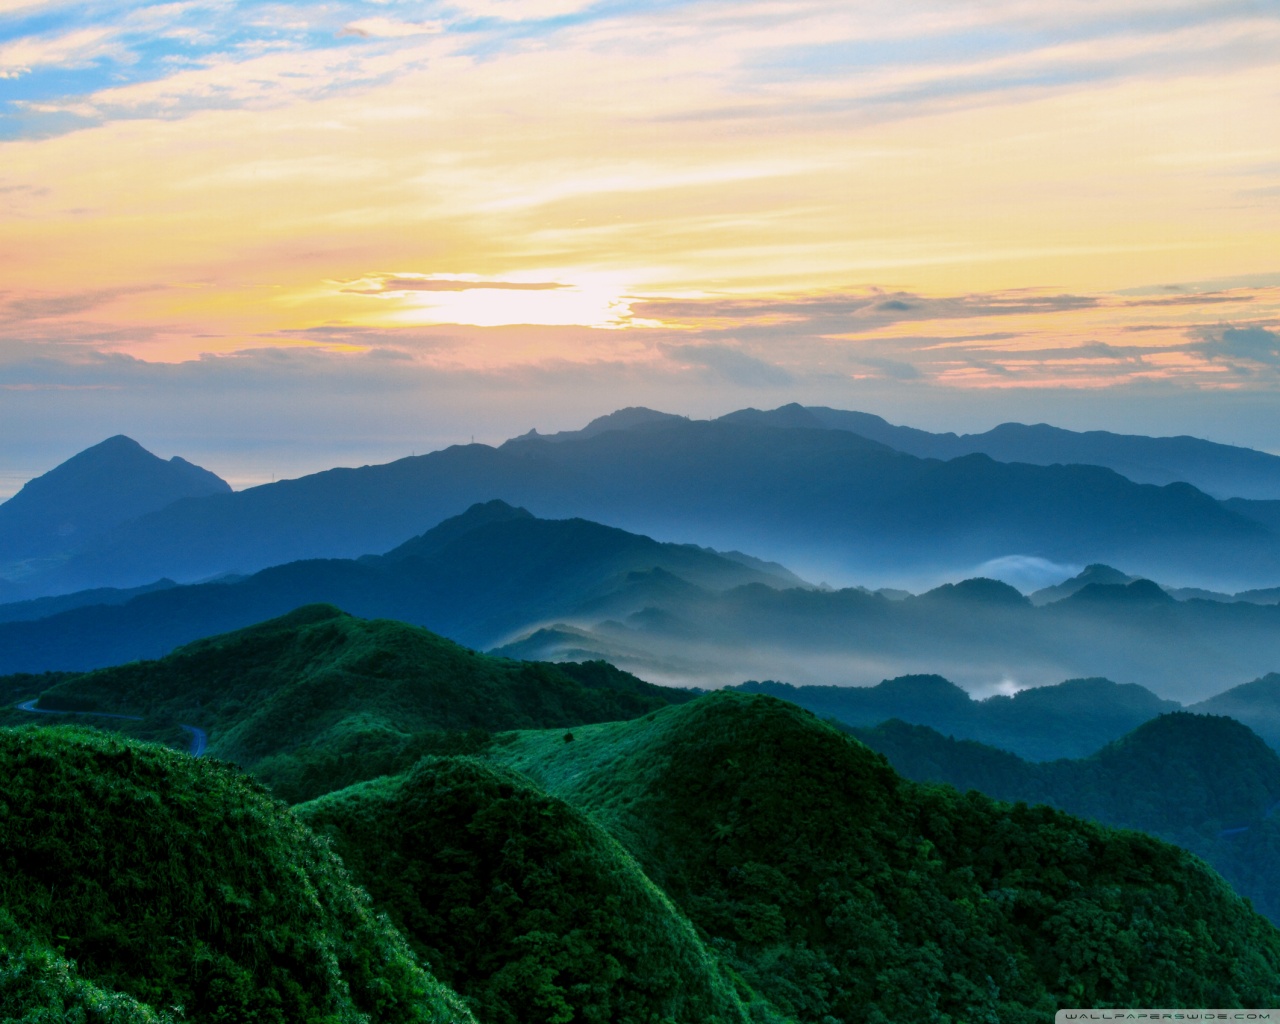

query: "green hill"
xmin=297 ymin=756 xmax=760 ymax=1024
xmin=9 ymin=604 xmax=695 ymax=802
xmin=851 ymin=712 xmax=1280 ymax=923
xmin=0 ymin=725 xmax=473 ymax=1023
xmin=492 ymin=692 xmax=1280 ymax=1020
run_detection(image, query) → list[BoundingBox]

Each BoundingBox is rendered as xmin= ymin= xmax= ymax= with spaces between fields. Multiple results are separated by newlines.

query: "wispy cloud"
xmin=339 ymin=17 xmax=442 ymax=40
xmin=0 ymin=0 xmax=1277 ymax=435
xmin=340 ymin=273 xmax=569 ymax=294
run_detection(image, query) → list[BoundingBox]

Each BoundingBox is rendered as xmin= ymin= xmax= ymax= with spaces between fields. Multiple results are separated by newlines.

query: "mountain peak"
xmin=91 ymin=433 xmax=148 ymax=453
xmin=1066 ymin=578 xmax=1175 ymax=607
xmin=508 ymin=407 xmax=688 ymax=445
xmin=0 ymin=436 xmax=231 ymax=564
xmin=382 ymin=499 xmax=535 ymax=560
xmin=1030 ymin=563 xmax=1136 ymax=605
xmin=920 ymin=577 xmax=1030 ymax=606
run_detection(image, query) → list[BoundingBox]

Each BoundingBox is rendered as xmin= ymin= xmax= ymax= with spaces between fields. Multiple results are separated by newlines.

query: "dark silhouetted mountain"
xmin=0 ymin=502 xmax=802 ymax=674
xmin=1029 ymin=562 xmax=1135 ymax=604
xmin=1064 ymin=577 xmax=1177 ymax=607
xmin=918 ymin=576 xmax=1029 ymax=606
xmin=491 ymin=692 xmax=1280 ymax=1014
xmin=0 ymin=435 xmax=230 ymax=567
xmin=749 ymin=403 xmax=1280 ymax=499
xmin=16 ymin=415 xmax=1280 ymax=597
xmin=530 ymin=405 xmax=690 ymax=441
xmin=852 ymin=712 xmax=1280 ymax=924
xmin=1031 ymin=562 xmax=1280 ymax=607
xmin=733 ymin=675 xmax=1180 ymax=759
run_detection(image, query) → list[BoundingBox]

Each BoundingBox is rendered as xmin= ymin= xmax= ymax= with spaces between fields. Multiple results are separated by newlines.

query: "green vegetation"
xmin=852 ymin=711 xmax=1280 ymax=924
xmin=298 ymin=757 xmax=757 ymax=1024
xmin=9 ymin=604 xmax=694 ymax=802
xmin=1 ymin=910 xmax=178 ymax=1024
xmin=493 ymin=692 xmax=1280 ymax=1020
xmin=10 ymin=604 xmax=1280 ymax=1022
xmin=0 ymin=725 xmax=474 ymax=1023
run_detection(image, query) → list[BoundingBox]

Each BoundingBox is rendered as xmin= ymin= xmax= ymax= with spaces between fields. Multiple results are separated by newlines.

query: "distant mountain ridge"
xmin=8 ymin=501 xmax=1280 ymax=697
xmin=0 ymin=501 xmax=805 ymax=675
xmin=1030 ymin=562 xmax=1280 ymax=606
xmin=8 ymin=412 xmax=1280 ymax=598
xmin=734 ymin=675 xmax=1181 ymax=760
xmin=496 ymin=566 xmax=1280 ymax=701
xmin=719 ymin=403 xmax=1280 ymax=499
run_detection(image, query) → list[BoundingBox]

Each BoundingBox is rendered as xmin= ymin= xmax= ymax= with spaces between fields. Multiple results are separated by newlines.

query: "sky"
xmin=1 ymin=0 xmax=1278 ymax=493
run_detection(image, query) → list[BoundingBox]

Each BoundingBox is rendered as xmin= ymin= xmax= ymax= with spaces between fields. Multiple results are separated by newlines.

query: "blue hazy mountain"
xmin=732 ymin=674 xmax=1181 ymax=760
xmin=725 ymin=403 xmax=1280 ymax=499
xmin=9 ymin=413 xmax=1279 ymax=597
xmin=0 ymin=501 xmax=804 ymax=674
xmin=0 ymin=578 xmax=181 ymax=624
xmin=496 ymin=570 xmax=1280 ymax=703
xmin=10 ymin=496 xmax=1280 ymax=698
xmin=1030 ymin=562 xmax=1280 ymax=606
xmin=9 ymin=494 xmax=1280 ymax=698
xmin=1189 ymin=674 xmax=1280 ymax=751
xmin=0 ymin=435 xmax=229 ymax=568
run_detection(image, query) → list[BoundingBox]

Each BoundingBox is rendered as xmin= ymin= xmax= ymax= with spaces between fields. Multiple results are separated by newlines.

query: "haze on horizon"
xmin=1 ymin=0 xmax=1278 ymax=488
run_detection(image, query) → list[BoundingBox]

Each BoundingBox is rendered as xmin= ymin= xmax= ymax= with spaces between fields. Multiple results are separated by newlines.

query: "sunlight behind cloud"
xmin=0 ymin=0 xmax=1275 ymax=392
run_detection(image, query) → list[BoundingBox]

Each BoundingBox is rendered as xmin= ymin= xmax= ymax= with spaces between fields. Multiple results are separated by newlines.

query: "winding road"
xmin=14 ymin=699 xmax=207 ymax=757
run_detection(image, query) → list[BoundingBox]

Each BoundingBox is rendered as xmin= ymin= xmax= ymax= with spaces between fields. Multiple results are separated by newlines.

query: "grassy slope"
xmin=0 ymin=725 xmax=473 ymax=1023
xmin=298 ymin=756 xmax=764 ymax=1024
xmin=491 ymin=692 xmax=1280 ymax=1022
xmin=11 ymin=604 xmax=694 ymax=802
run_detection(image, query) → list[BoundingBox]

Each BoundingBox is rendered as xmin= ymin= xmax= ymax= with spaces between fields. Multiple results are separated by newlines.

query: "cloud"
xmin=970 ymin=555 xmax=1083 ymax=593
xmin=856 ymin=356 xmax=920 ymax=380
xmin=635 ymin=290 xmax=1101 ymax=334
xmin=339 ymin=18 xmax=443 ymax=39
xmin=443 ymin=0 xmax=599 ymax=22
xmin=1194 ymin=325 xmax=1280 ymax=366
xmin=0 ymin=286 xmax=162 ymax=323
xmin=0 ymin=26 xmax=117 ymax=79
xmin=340 ymin=274 xmax=569 ymax=294
xmin=1124 ymin=294 xmax=1250 ymax=307
xmin=659 ymin=343 xmax=793 ymax=386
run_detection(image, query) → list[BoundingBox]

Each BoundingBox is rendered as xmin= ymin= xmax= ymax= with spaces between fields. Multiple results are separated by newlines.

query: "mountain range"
xmin=735 ymin=671 xmax=1280 ymax=761
xmin=6 ymin=406 xmax=1280 ymax=598
xmin=712 ymin=403 xmax=1280 ymax=499
xmin=493 ymin=561 xmax=1280 ymax=700
xmin=8 ymin=501 xmax=1280 ymax=700
xmin=0 ymin=501 xmax=801 ymax=676
xmin=7 ymin=604 xmax=1280 ymax=1019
